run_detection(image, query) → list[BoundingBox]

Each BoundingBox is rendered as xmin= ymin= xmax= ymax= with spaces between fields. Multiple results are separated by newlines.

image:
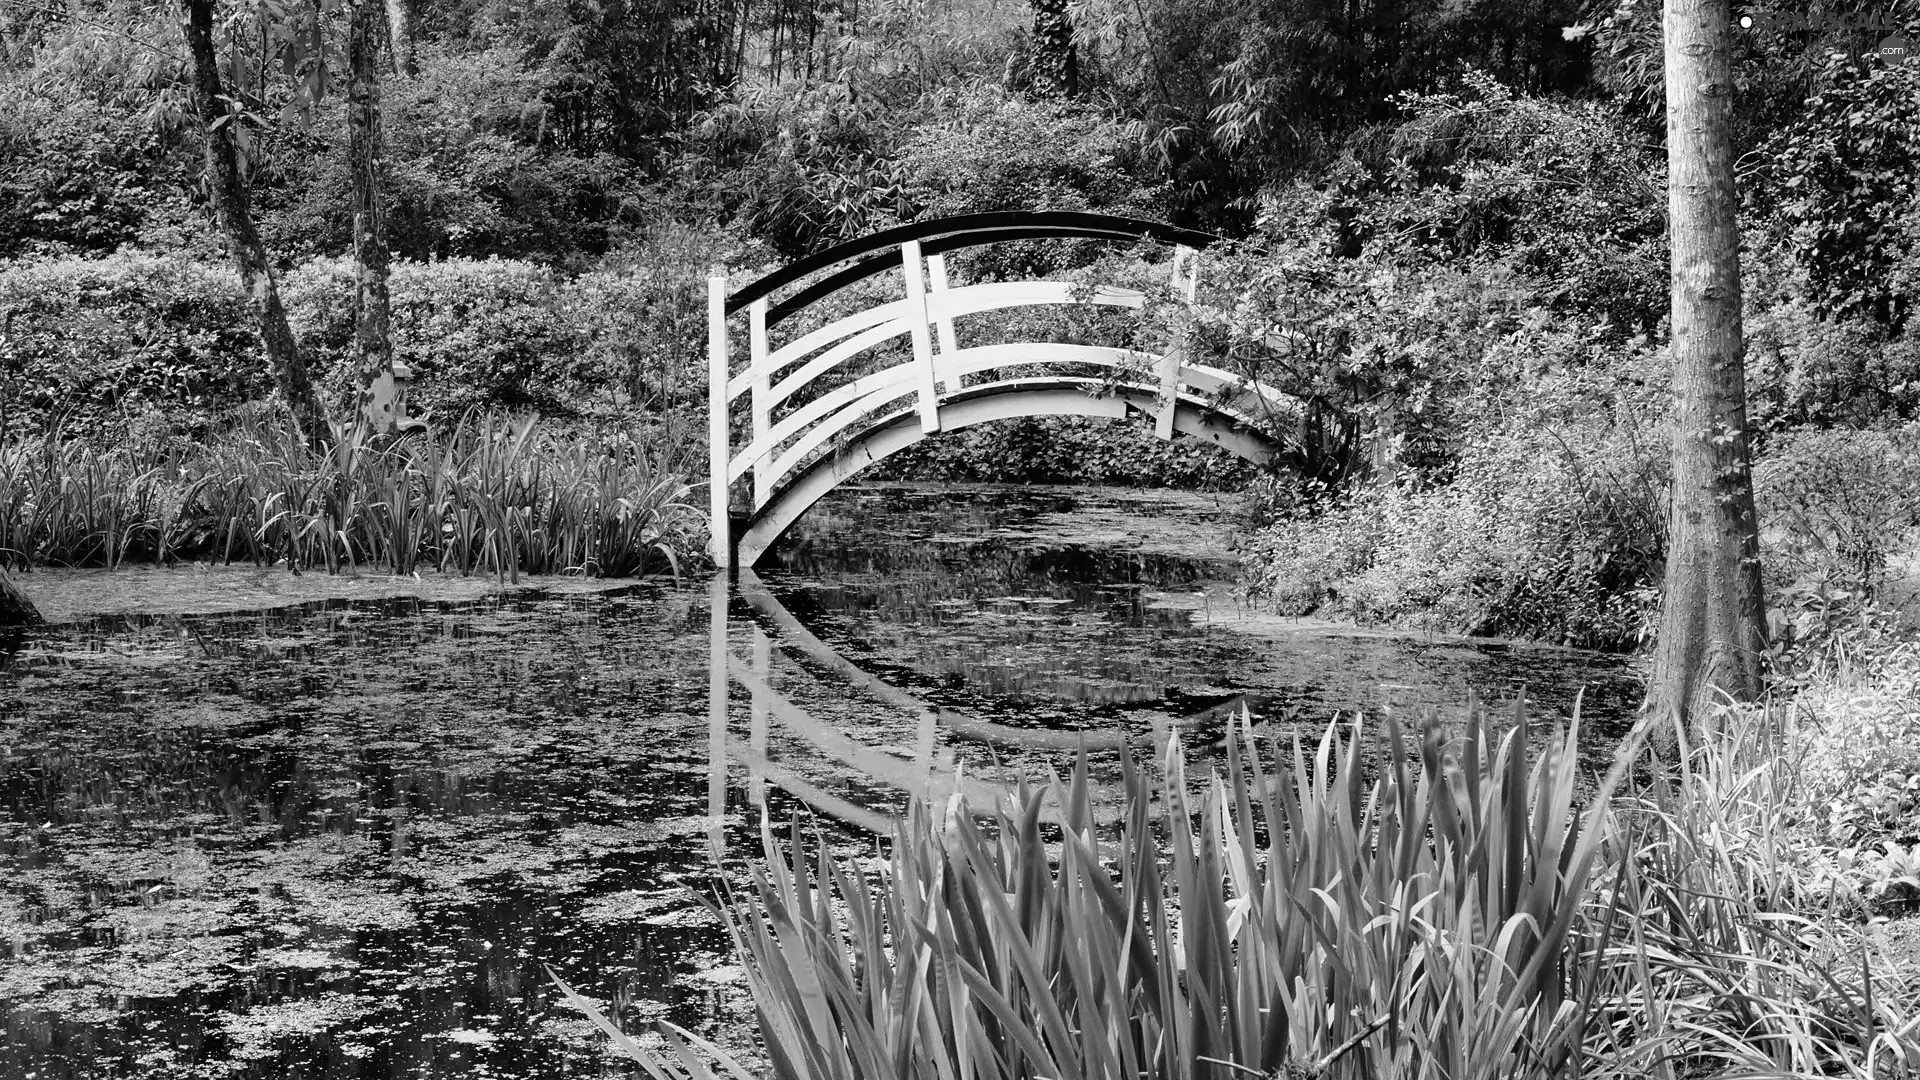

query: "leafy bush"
xmin=2 ymin=237 xmax=748 ymax=440
xmin=1791 ymin=648 xmax=1920 ymax=846
xmin=0 ymin=254 xmax=272 ymax=439
xmin=1743 ymin=266 xmax=1920 ymax=429
xmin=676 ymin=81 xmax=907 ymax=259
xmin=872 ymin=414 xmax=1254 ymax=489
xmin=0 ymin=62 xmax=198 ymax=258
xmin=569 ymin=220 xmax=762 ymax=413
xmin=283 ymin=256 xmax=591 ymax=419
xmin=1349 ymin=72 xmax=1669 ymax=333
xmin=894 ymin=84 xmax=1161 ymax=278
xmin=258 ymin=45 xmax=651 ymax=267
xmin=1244 ymin=366 xmax=1667 ymax=650
xmin=1754 ymin=424 xmax=1920 ymax=602
xmin=1760 ymin=44 xmax=1920 ymax=329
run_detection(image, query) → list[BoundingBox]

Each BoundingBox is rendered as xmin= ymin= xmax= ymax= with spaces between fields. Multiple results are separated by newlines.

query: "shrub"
xmin=676 ymin=80 xmax=907 ymax=259
xmin=0 ymin=80 xmax=197 ymax=258
xmin=283 ymin=257 xmax=590 ymax=419
xmin=894 ymin=84 xmax=1162 ymax=279
xmin=258 ymin=45 xmax=649 ymax=267
xmin=1760 ymin=45 xmax=1920 ymax=329
xmin=1246 ymin=391 xmax=1667 ymax=650
xmin=1791 ymin=648 xmax=1920 ymax=846
xmin=1754 ymin=424 xmax=1920 ymax=600
xmin=568 ymin=220 xmax=762 ymax=413
xmin=0 ymin=254 xmax=271 ymax=440
xmin=1744 ymin=263 xmax=1920 ymax=429
xmin=872 ymin=414 xmax=1254 ymax=489
xmin=0 ymin=239 xmax=750 ymax=442
xmin=1351 ymin=72 xmax=1669 ymax=333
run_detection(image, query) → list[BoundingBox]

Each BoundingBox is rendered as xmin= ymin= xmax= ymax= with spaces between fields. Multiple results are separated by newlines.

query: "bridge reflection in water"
xmin=700 ymin=568 xmax=1142 ymax=854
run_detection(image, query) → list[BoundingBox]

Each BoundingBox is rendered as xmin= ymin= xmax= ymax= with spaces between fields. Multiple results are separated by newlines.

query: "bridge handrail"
xmin=729 ymin=344 xmax=1290 ymax=487
xmin=730 ymin=342 xmax=1139 ymax=483
xmin=734 ymin=378 xmax=1278 ymax=565
xmin=725 ymin=280 xmax=1149 ymax=404
xmin=707 ymin=215 xmax=1290 ymax=568
xmin=724 ymin=210 xmax=1221 ymax=319
xmin=763 ymin=372 xmax=1274 ymax=489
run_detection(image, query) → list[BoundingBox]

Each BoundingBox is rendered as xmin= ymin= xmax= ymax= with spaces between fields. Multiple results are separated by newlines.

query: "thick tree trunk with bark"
xmin=180 ymin=0 xmax=332 ymax=453
xmin=1031 ymin=0 xmax=1077 ymax=97
xmin=1645 ymin=0 xmax=1768 ymax=755
xmin=385 ymin=0 xmax=416 ymax=77
xmin=348 ymin=0 xmax=400 ymax=433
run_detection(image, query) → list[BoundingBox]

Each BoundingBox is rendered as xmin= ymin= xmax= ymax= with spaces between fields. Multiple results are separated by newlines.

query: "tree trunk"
xmin=348 ymin=0 xmax=401 ymax=433
xmin=1644 ymin=0 xmax=1768 ymax=756
xmin=385 ymin=0 xmax=416 ymax=77
xmin=180 ymin=0 xmax=332 ymax=453
xmin=0 ymin=569 xmax=41 ymax=627
xmin=1030 ymin=0 xmax=1077 ymax=97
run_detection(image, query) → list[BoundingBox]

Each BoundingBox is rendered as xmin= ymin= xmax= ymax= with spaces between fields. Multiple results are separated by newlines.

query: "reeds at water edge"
xmin=0 ymin=412 xmax=704 ymax=578
xmin=556 ymin=701 xmax=1920 ymax=1080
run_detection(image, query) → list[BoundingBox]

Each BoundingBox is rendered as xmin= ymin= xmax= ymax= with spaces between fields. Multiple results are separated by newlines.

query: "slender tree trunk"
xmin=1645 ymin=0 xmax=1768 ymax=756
xmin=180 ymin=0 xmax=332 ymax=453
xmin=348 ymin=0 xmax=400 ymax=433
xmin=0 ymin=569 xmax=41 ymax=627
xmin=385 ymin=0 xmax=416 ymax=77
xmin=1030 ymin=0 xmax=1077 ymax=97
xmin=734 ymin=0 xmax=750 ymax=83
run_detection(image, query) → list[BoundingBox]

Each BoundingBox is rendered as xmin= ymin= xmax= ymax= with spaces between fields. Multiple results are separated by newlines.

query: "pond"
xmin=1 ymin=483 xmax=1639 ymax=1079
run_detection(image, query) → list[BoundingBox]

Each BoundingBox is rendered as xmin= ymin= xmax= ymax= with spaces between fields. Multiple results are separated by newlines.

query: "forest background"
xmin=2 ymin=0 xmax=1919 ymax=668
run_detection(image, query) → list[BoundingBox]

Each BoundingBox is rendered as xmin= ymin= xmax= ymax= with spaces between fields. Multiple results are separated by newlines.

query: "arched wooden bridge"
xmin=706 ymin=211 xmax=1296 ymax=566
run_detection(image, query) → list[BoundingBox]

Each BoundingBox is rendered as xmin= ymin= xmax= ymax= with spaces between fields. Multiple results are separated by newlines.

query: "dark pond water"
xmin=1 ymin=484 xmax=1638 ymax=1079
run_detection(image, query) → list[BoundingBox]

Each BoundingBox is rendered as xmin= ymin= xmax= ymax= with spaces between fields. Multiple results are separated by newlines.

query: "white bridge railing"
xmin=707 ymin=221 xmax=1291 ymax=567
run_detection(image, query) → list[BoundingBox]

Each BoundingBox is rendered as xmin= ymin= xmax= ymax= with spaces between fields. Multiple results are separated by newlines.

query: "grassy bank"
xmin=0 ymin=412 xmax=704 ymax=580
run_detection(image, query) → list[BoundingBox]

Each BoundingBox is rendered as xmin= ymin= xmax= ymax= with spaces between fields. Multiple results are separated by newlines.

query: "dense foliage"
xmin=1 ymin=0 xmax=1917 ymax=623
xmin=0 ymin=240 xmax=741 ymax=439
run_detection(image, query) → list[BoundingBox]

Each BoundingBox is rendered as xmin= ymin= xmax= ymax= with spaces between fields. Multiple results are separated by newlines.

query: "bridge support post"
xmin=901 ymin=239 xmax=942 ymax=433
xmin=1155 ymin=350 xmax=1182 ymax=441
xmin=927 ymin=253 xmax=961 ymax=394
xmin=749 ymin=298 xmax=772 ymax=508
xmin=1156 ymin=246 xmax=1200 ymax=441
xmin=708 ymin=273 xmax=732 ymax=568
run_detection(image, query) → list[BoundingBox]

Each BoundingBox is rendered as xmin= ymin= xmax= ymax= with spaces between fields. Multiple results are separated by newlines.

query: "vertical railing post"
xmin=901 ymin=240 xmax=941 ymax=433
xmin=927 ymin=253 xmax=961 ymax=394
xmin=706 ymin=576 xmax=729 ymax=860
xmin=749 ymin=298 xmax=772 ymax=508
xmin=1157 ymin=246 xmax=1199 ymax=441
xmin=708 ymin=273 xmax=731 ymax=569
